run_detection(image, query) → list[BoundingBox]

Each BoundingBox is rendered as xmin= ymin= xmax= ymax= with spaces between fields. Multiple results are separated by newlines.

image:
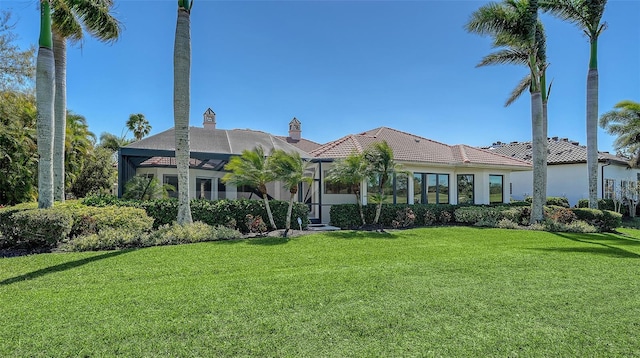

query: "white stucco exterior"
xmin=509 ymin=161 xmax=640 ymax=207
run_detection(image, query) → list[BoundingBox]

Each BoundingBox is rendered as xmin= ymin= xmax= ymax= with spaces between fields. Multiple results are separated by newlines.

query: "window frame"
xmin=489 ymin=174 xmax=504 ymax=204
xmin=456 ymin=174 xmax=474 ymax=205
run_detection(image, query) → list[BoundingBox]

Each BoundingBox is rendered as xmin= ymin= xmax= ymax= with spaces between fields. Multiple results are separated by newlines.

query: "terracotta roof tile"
xmin=311 ymin=126 xmax=531 ymax=169
xmin=274 ymin=136 xmax=322 ymax=153
xmin=486 ymin=138 xmax=629 ymax=165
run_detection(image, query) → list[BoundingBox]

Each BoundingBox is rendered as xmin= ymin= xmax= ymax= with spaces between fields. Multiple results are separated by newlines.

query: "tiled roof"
xmin=485 ymin=138 xmax=629 ymax=166
xmin=275 ymin=136 xmax=322 ymax=153
xmin=125 ymin=127 xmax=311 ymax=158
xmin=310 ymin=127 xmax=532 ymax=169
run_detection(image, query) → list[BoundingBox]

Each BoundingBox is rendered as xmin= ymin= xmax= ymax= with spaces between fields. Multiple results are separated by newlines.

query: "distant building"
xmin=485 ymin=137 xmax=640 ymax=206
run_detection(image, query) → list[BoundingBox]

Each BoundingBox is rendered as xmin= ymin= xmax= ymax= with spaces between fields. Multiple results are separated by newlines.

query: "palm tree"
xmin=599 ymin=100 xmax=640 ymax=166
xmin=222 ymin=146 xmax=278 ymax=230
xmin=270 ymin=150 xmax=313 ymax=236
xmin=325 ymin=152 xmax=370 ymax=226
xmin=174 ymin=0 xmax=193 ymax=225
xmin=36 ymin=0 xmax=55 ymax=209
xmin=50 ymin=0 xmax=121 ymax=202
xmin=126 ymin=113 xmax=152 ymax=141
xmin=364 ymin=141 xmax=403 ymax=226
xmin=65 ymin=112 xmax=96 ymax=191
xmin=541 ymin=0 xmax=607 ymax=208
xmin=476 ymin=17 xmax=551 ymax=204
xmin=466 ymin=0 xmax=546 ymax=222
xmin=98 ymin=132 xmax=133 ymax=152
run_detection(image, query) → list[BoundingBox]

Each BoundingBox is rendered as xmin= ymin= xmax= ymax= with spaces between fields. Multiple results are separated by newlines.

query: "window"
xmin=489 ymin=175 xmax=503 ymax=204
xmin=414 ymin=173 xmax=449 ymax=204
xmin=604 ymin=179 xmax=615 ymax=199
xmin=457 ymin=174 xmax=474 ymax=204
xmin=163 ymin=175 xmax=178 ymax=198
xmin=237 ymin=184 xmax=255 ymax=199
xmin=196 ymin=178 xmax=212 ymax=200
xmin=217 ymin=179 xmax=226 ymax=200
xmin=366 ymin=173 xmax=408 ymax=204
xmin=324 ymin=171 xmax=354 ymax=194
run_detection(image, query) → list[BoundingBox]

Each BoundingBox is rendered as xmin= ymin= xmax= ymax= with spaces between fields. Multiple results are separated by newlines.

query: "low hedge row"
xmin=330 ymin=203 xmax=621 ymax=232
xmin=330 ymin=203 xmax=458 ymax=229
xmin=82 ymin=195 xmax=310 ymax=232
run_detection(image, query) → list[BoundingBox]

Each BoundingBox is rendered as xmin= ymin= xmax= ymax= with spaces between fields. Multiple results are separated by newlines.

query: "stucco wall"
xmin=509 ymin=162 xmax=640 ymax=207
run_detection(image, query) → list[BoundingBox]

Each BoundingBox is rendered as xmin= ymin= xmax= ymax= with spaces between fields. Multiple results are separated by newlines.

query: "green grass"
xmin=2 ymin=227 xmax=640 ymax=357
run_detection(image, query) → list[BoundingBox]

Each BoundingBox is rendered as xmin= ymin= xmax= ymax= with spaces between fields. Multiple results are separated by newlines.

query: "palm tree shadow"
xmin=246 ymin=236 xmax=289 ymax=246
xmin=0 ymin=249 xmax=134 ymax=286
xmin=547 ymin=232 xmax=640 ymax=259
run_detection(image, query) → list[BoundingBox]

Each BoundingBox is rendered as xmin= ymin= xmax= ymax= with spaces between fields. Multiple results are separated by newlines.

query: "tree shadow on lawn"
xmin=0 ymin=249 xmax=134 ymax=286
xmin=322 ymin=230 xmax=397 ymax=240
xmin=245 ymin=236 xmax=290 ymax=246
xmin=540 ymin=232 xmax=640 ymax=259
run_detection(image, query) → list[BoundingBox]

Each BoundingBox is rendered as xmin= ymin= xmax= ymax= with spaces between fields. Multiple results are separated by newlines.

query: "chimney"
xmin=203 ymin=108 xmax=216 ymax=129
xmin=288 ymin=117 xmax=301 ymax=141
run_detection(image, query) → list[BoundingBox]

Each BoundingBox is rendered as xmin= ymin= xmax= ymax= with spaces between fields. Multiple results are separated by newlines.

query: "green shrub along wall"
xmin=330 ymin=204 xmax=457 ymax=229
xmin=82 ymin=196 xmax=310 ymax=232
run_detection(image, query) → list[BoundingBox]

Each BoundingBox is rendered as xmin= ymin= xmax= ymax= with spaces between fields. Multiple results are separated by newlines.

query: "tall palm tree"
xmin=364 ymin=141 xmax=403 ymax=226
xmin=270 ymin=150 xmax=313 ymax=236
xmin=476 ymin=19 xmax=551 ymax=203
xmin=541 ymin=0 xmax=607 ymax=208
xmin=466 ymin=0 xmax=546 ymax=222
xmin=50 ymin=0 xmax=121 ymax=202
xmin=174 ymin=0 xmax=193 ymax=225
xmin=599 ymin=100 xmax=640 ymax=166
xmin=222 ymin=146 xmax=278 ymax=230
xmin=126 ymin=113 xmax=152 ymax=141
xmin=325 ymin=152 xmax=370 ymax=226
xmin=36 ymin=0 xmax=55 ymax=209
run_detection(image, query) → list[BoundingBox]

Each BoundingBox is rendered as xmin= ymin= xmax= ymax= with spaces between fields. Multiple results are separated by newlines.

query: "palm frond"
xmin=477 ymin=48 xmax=528 ymax=67
xmin=505 ymin=74 xmax=531 ymax=107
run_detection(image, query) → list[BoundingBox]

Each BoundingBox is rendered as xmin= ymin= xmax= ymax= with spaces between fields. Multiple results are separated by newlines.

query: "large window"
xmin=457 ymin=174 xmax=474 ymax=204
xmin=604 ymin=179 xmax=615 ymax=199
xmin=366 ymin=173 xmax=409 ymax=204
xmin=489 ymin=175 xmax=503 ymax=204
xmin=163 ymin=175 xmax=178 ymax=199
xmin=217 ymin=179 xmax=226 ymax=200
xmin=414 ymin=173 xmax=449 ymax=204
xmin=196 ymin=178 xmax=212 ymax=200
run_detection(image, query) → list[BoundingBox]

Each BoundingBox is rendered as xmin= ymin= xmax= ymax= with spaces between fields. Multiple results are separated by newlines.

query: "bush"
xmin=454 ymin=206 xmax=505 ymax=224
xmin=526 ymin=196 xmax=570 ymax=208
xmin=501 ymin=206 xmax=531 ymax=225
xmin=497 ymin=219 xmax=519 ymax=229
xmin=6 ymin=209 xmax=73 ymax=248
xmin=329 ymin=203 xmax=458 ymax=229
xmin=63 ymin=228 xmax=149 ymax=251
xmin=82 ymin=196 xmax=309 ymax=233
xmin=545 ymin=206 xmax=577 ymax=224
xmin=392 ymin=208 xmax=416 ymax=229
xmin=0 ymin=202 xmax=37 ymax=243
xmin=245 ymin=214 xmax=268 ymax=234
xmin=151 ymin=222 xmax=242 ymax=246
xmin=59 ymin=204 xmax=153 ymax=238
xmin=571 ymin=208 xmax=622 ymax=232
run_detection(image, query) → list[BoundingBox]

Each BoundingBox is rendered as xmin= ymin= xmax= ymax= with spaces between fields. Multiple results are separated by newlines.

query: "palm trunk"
xmin=586 ymin=48 xmax=599 ymax=208
xmin=541 ymin=71 xmax=548 ymax=203
xmin=374 ymin=184 xmax=383 ymax=225
xmin=262 ymin=193 xmax=277 ymax=230
xmin=530 ymin=91 xmax=545 ymax=223
xmin=354 ymin=188 xmax=366 ymax=226
xmin=37 ymin=0 xmax=54 ymax=209
xmin=286 ymin=193 xmax=294 ymax=231
xmin=52 ymin=30 xmax=66 ymax=201
xmin=174 ymin=7 xmax=193 ymax=224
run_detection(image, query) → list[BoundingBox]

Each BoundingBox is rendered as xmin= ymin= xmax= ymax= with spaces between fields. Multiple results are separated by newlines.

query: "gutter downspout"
xmin=601 ymin=159 xmax=612 ymax=198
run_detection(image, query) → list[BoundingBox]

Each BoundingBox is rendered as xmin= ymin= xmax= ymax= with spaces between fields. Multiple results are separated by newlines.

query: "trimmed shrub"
xmin=82 ymin=196 xmax=309 ymax=232
xmin=329 ymin=203 xmax=458 ymax=229
xmin=526 ymin=196 xmax=570 ymax=208
xmin=59 ymin=204 xmax=153 ymax=238
xmin=571 ymin=208 xmax=622 ymax=232
xmin=245 ymin=214 xmax=268 ymax=234
xmin=63 ymin=228 xmax=149 ymax=251
xmin=392 ymin=207 xmax=416 ymax=229
xmin=7 ymin=209 xmax=73 ymax=248
xmin=454 ymin=206 xmax=505 ymax=224
xmin=151 ymin=222 xmax=242 ymax=246
xmin=497 ymin=219 xmax=519 ymax=229
xmin=0 ymin=202 xmax=37 ymax=243
xmin=501 ymin=206 xmax=531 ymax=225
xmin=545 ymin=206 xmax=577 ymax=224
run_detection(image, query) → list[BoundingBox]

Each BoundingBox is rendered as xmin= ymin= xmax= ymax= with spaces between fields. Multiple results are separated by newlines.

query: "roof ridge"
xmin=376 ymin=126 xmax=453 ymax=148
xmin=310 ymin=134 xmax=357 ymax=156
xmin=469 ymin=145 xmax=536 ymax=166
xmin=456 ymin=145 xmax=471 ymax=163
xmin=225 ymin=130 xmax=232 ymax=153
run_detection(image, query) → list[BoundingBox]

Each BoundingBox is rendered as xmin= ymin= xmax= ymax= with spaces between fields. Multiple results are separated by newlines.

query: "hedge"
xmin=3 ymin=209 xmax=73 ymax=248
xmin=571 ymin=208 xmax=622 ymax=232
xmin=82 ymin=195 xmax=310 ymax=232
xmin=329 ymin=203 xmax=457 ymax=229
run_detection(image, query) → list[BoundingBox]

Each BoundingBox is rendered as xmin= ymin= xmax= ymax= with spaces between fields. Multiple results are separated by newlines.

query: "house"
xmin=118 ymin=110 xmax=532 ymax=224
xmin=309 ymin=127 xmax=532 ymax=222
xmin=485 ymin=137 xmax=640 ymax=206
xmin=118 ymin=109 xmax=311 ymax=202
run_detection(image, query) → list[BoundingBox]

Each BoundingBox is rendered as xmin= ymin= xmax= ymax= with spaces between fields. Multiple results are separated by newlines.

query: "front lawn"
xmin=1 ymin=227 xmax=639 ymax=356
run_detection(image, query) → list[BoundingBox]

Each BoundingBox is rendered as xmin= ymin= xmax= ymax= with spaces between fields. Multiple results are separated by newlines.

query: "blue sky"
xmin=5 ymin=0 xmax=639 ymax=153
